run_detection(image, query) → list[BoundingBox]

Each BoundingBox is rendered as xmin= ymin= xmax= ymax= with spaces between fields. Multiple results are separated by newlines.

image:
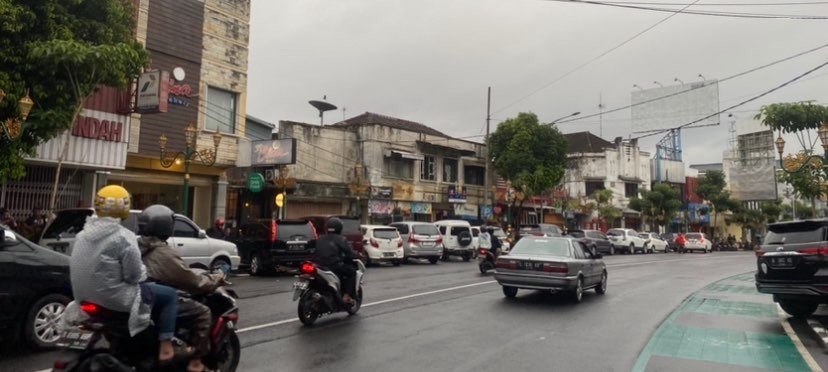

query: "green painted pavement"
xmin=632 ymin=272 xmax=813 ymax=371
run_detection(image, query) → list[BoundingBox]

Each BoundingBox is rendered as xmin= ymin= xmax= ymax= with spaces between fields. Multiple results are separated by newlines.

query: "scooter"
xmin=293 ymin=259 xmax=366 ymax=326
xmin=52 ymin=282 xmax=240 ymax=372
xmin=478 ymin=248 xmax=496 ymax=274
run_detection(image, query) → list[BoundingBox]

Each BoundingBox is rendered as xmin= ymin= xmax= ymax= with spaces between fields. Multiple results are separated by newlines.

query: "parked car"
xmin=233 ymin=219 xmax=317 ymax=275
xmin=302 ymin=215 xmax=364 ymax=261
xmin=682 ymin=232 xmax=712 ymax=253
xmin=434 ymin=220 xmax=474 ymax=261
xmin=756 ymin=219 xmax=828 ymax=318
xmin=568 ymin=229 xmax=614 ymax=255
xmin=494 ymin=236 xmax=607 ymax=303
xmin=40 ymin=208 xmax=240 ymax=271
xmin=471 ymin=226 xmax=481 ymax=250
xmin=606 ymin=228 xmax=648 ymax=254
xmin=519 ymin=223 xmax=563 ymax=237
xmin=661 ymin=233 xmax=679 ymax=252
xmin=484 ymin=225 xmax=511 ymax=251
xmin=389 ymin=221 xmax=443 ymax=264
xmin=361 ymin=225 xmax=404 ymax=266
xmin=0 ymin=224 xmax=73 ymax=349
xmin=639 ymin=232 xmax=668 ymax=253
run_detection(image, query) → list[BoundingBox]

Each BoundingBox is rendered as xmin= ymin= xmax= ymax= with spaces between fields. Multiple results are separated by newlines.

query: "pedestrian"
xmin=0 ymin=206 xmax=18 ymax=230
xmin=206 ymin=219 xmax=227 ymax=240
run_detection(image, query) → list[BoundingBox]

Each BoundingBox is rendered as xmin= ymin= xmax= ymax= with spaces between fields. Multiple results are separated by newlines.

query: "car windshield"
xmin=511 ymin=238 xmax=571 ymax=257
xmin=412 ymin=224 xmax=439 ymax=236
xmin=373 ymin=229 xmax=399 ymax=239
xmin=42 ymin=210 xmax=94 ymax=239
xmin=607 ymin=229 xmax=624 ymax=236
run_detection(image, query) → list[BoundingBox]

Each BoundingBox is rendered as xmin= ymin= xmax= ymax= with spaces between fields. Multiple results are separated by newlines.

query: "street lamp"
xmin=0 ymin=89 xmax=34 ymax=140
xmin=674 ymin=78 xmax=684 ymax=85
xmin=775 ymin=125 xmax=828 ymax=193
xmin=653 ymin=81 xmax=664 ymax=88
xmin=549 ymin=111 xmax=580 ymax=125
xmin=159 ymin=123 xmax=222 ymax=216
xmin=633 ymin=84 xmax=644 ymax=91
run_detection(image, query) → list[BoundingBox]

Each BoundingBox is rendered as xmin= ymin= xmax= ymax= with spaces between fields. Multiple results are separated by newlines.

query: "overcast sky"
xmin=247 ymin=0 xmax=828 ymax=175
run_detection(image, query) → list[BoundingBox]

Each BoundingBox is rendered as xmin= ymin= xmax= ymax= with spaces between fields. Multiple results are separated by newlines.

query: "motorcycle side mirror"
xmin=308 ymin=239 xmax=316 ymax=249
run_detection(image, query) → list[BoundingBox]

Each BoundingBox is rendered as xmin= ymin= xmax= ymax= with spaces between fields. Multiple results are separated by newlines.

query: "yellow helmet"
xmin=94 ymin=185 xmax=131 ymax=220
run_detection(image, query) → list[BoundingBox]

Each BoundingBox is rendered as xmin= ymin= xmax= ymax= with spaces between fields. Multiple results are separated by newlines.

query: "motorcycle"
xmin=52 ymin=279 xmax=240 ymax=372
xmin=477 ymin=248 xmax=495 ymax=274
xmin=293 ymin=259 xmax=365 ymax=326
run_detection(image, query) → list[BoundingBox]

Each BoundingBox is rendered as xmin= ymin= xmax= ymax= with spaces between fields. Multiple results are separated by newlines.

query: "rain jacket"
xmin=138 ymin=236 xmax=220 ymax=295
xmin=68 ymin=216 xmax=150 ymax=336
xmin=479 ymin=231 xmax=492 ymax=249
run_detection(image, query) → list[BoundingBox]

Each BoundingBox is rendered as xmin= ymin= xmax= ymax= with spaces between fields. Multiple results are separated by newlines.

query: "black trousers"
xmin=331 ymin=262 xmax=357 ymax=298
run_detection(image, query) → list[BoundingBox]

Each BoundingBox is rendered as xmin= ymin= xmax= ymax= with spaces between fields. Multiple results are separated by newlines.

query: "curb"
xmin=808 ymin=318 xmax=828 ymax=352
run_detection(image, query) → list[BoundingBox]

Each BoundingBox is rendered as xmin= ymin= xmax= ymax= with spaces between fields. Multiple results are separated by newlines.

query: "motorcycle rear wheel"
xmin=213 ymin=332 xmax=241 ymax=372
xmin=347 ymin=288 xmax=363 ymax=316
xmin=298 ymin=292 xmax=319 ymax=326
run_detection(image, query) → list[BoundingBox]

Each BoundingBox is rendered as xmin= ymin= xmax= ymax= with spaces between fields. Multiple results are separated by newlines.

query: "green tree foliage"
xmin=776 ymin=152 xmax=825 ymax=201
xmin=590 ymin=189 xmax=621 ymax=227
xmin=489 ymin=112 xmax=568 ymax=224
xmin=729 ymin=206 xmax=765 ymax=233
xmin=781 ymin=201 xmax=816 ymax=220
xmin=627 ymin=183 xmax=682 ymax=231
xmin=695 ymin=170 xmax=737 ymax=237
xmin=756 ymin=102 xmax=828 ymax=134
xmin=0 ymin=0 xmax=148 ymax=180
xmin=761 ymin=200 xmax=783 ymax=224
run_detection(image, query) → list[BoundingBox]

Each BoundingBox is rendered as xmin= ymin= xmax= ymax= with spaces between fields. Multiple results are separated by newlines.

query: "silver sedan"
xmin=494 ymin=236 xmax=607 ymax=303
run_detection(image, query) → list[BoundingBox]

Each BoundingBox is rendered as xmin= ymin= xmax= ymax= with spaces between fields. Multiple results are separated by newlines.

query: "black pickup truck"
xmin=232 ymin=219 xmax=318 ymax=275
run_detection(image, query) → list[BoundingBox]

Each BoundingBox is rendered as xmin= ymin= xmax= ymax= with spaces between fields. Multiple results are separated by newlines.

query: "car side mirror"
xmin=198 ymin=230 xmax=207 ymax=239
xmin=2 ymin=228 xmax=18 ymax=247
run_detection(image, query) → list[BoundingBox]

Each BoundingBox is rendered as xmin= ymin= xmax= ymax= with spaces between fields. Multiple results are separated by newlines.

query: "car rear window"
xmin=278 ymin=222 xmax=314 ymax=240
xmin=42 ymin=210 xmax=94 ymax=239
xmin=450 ymin=226 xmax=469 ymax=235
xmin=765 ymin=221 xmax=827 ymax=245
xmin=412 ymin=224 xmax=439 ymax=235
xmin=568 ymin=231 xmax=585 ymax=238
xmin=373 ymin=229 xmax=399 ymax=239
xmin=607 ymin=229 xmax=624 ymax=236
xmin=686 ymin=233 xmax=703 ymax=240
xmin=511 ymin=238 xmax=571 ymax=257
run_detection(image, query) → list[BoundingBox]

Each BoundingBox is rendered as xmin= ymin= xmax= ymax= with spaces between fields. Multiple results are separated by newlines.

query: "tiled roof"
xmin=333 ymin=112 xmax=448 ymax=137
xmin=563 ymin=131 xmax=613 ymax=154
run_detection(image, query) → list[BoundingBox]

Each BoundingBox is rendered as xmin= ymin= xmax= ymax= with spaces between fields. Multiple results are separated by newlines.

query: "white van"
xmin=434 ymin=220 xmax=474 ymax=261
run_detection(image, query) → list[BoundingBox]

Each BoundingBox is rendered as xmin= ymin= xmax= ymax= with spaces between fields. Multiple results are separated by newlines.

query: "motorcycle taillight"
xmin=300 ymin=262 xmax=317 ymax=276
xmin=80 ymin=302 xmax=99 ymax=315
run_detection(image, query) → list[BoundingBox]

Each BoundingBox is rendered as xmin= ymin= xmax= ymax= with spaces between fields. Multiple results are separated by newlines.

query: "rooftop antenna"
xmin=309 ymin=95 xmax=337 ymax=125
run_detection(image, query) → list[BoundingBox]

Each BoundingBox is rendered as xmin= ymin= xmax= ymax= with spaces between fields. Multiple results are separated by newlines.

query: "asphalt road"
xmin=0 ymin=252 xmax=776 ymax=371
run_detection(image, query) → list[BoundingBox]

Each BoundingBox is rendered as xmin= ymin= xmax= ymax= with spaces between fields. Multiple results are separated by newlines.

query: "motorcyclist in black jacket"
xmin=312 ymin=218 xmax=358 ymax=305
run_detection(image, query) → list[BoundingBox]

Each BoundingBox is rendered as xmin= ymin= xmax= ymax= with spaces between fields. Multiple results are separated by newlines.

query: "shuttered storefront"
xmin=2 ymin=165 xmax=84 ymax=219
xmin=285 ymin=201 xmax=343 ymax=219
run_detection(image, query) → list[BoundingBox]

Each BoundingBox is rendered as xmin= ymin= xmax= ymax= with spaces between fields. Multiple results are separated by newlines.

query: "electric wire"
xmin=547 ymin=0 xmax=828 ymax=19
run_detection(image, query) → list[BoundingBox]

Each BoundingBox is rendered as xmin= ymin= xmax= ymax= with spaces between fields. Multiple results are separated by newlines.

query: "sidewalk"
xmin=633 ymin=272 xmax=822 ymax=372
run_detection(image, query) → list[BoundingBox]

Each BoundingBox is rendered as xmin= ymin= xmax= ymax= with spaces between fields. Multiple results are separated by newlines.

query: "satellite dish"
xmin=172 ymin=67 xmax=186 ymax=82
xmin=309 ymin=99 xmax=338 ymax=125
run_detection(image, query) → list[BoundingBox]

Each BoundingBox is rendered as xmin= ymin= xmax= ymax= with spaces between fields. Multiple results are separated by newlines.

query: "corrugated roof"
xmin=332 ymin=112 xmax=448 ymax=137
xmin=563 ymin=131 xmax=613 ymax=154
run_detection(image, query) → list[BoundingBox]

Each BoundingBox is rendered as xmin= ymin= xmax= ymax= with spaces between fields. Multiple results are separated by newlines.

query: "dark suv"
xmin=234 ymin=219 xmax=318 ymax=275
xmin=568 ymin=229 xmax=614 ymax=255
xmin=755 ymin=219 xmax=828 ymax=318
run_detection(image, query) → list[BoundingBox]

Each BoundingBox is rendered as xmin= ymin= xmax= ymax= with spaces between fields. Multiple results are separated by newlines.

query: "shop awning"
xmin=386 ymin=149 xmax=425 ymax=161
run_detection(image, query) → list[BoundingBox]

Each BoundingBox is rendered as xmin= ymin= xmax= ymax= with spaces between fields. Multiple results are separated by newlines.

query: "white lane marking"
xmin=236 ymin=280 xmax=496 ymax=333
xmin=779 ymin=305 xmax=824 ymax=372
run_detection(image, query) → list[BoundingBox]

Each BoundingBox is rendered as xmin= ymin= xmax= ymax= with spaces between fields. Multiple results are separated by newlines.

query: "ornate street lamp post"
xmin=159 ymin=123 xmax=222 ymax=216
xmin=348 ymin=164 xmax=370 ymax=220
xmin=774 ymin=124 xmax=828 ymax=175
xmin=0 ymin=89 xmax=34 ymax=140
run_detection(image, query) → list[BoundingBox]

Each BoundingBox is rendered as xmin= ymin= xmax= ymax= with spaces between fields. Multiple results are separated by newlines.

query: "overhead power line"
xmin=547 ymin=0 xmax=828 ymax=19
xmin=594 ymin=1 xmax=828 ymax=6
xmin=633 ymin=58 xmax=828 ymax=140
xmin=491 ymin=0 xmax=700 ymax=116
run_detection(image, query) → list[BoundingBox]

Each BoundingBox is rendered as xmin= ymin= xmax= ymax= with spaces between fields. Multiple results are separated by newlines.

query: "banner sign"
xmin=251 ymin=138 xmax=297 ymax=166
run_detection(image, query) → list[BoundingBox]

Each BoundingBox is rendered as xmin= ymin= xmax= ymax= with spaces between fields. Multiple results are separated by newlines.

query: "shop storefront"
xmin=368 ymin=200 xmax=394 ymax=224
xmin=411 ymin=202 xmax=432 ymax=222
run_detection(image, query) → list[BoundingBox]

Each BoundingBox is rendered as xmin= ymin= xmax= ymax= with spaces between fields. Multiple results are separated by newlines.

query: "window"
xmin=373 ymin=229 xmax=399 ymax=239
xmin=443 ymin=158 xmax=458 ymax=183
xmin=625 ymin=183 xmax=639 ymax=198
xmin=173 ymin=218 xmax=199 ymax=238
xmin=391 ymin=224 xmax=409 ymax=234
xmin=573 ymin=242 xmax=586 ymax=259
xmin=206 ymin=87 xmax=237 ymax=134
xmin=421 ymin=155 xmax=436 ymax=181
xmin=384 ymin=156 xmax=414 ymax=179
xmin=464 ymin=165 xmax=485 ymax=186
xmin=585 ymin=181 xmax=605 ymax=197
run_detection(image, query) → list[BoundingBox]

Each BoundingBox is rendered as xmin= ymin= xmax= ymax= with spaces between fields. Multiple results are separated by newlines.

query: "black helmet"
xmin=325 ymin=217 xmax=343 ymax=235
xmin=138 ymin=204 xmax=174 ymax=239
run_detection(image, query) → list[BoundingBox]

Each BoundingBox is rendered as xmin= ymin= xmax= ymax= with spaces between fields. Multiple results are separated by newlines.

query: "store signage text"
xmin=72 ymin=115 xmax=124 ymax=142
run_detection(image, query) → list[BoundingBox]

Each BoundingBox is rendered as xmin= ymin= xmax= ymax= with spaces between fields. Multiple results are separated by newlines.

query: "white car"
xmin=39 ymin=208 xmax=240 ymax=271
xmin=361 ymin=225 xmax=404 ymax=266
xmin=638 ymin=232 xmax=668 ymax=253
xmin=606 ymin=228 xmax=649 ymax=254
xmin=683 ymin=232 xmax=713 ymax=253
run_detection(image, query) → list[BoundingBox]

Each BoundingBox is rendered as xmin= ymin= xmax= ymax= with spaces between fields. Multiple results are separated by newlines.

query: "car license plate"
xmin=421 ymin=242 xmax=433 ymax=247
xmin=767 ymin=256 xmax=797 ymax=268
xmin=57 ymin=329 xmax=92 ymax=349
xmin=383 ymin=252 xmax=396 ymax=257
xmin=293 ymin=280 xmax=309 ymax=290
xmin=288 ymin=244 xmax=306 ymax=251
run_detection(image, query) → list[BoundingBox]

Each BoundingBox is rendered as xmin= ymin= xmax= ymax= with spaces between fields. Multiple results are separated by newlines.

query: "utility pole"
xmin=598 ymin=92 xmax=604 ymax=138
xmin=484 ymin=87 xmax=492 ymax=219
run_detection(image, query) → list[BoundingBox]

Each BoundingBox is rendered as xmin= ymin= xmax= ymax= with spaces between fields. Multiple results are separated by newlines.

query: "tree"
xmin=488 ymin=112 xmax=568 ymax=227
xmin=761 ymin=200 xmax=783 ymax=224
xmin=590 ymin=189 xmax=621 ymax=228
xmin=695 ymin=170 xmax=736 ymax=238
xmin=757 ymin=102 xmax=828 ymax=206
xmin=0 ymin=1 xmax=148 ymax=204
xmin=628 ymin=183 xmax=682 ymax=232
xmin=781 ymin=201 xmax=816 ymax=220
